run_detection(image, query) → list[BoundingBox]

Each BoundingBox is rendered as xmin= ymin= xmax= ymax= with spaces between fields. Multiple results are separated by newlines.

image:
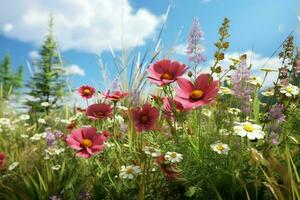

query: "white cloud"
xmin=207 ymin=50 xmax=282 ymax=87
xmin=278 ymin=24 xmax=285 ymax=32
xmin=65 ymin=64 xmax=85 ymax=76
xmin=0 ymin=0 xmax=163 ymax=53
xmin=28 ymin=50 xmax=40 ymax=60
xmin=3 ymin=23 xmax=13 ymax=32
xmin=173 ymin=44 xmax=187 ymax=55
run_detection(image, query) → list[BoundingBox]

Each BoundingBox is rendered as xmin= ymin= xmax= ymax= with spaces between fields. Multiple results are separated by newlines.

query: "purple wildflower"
xmin=269 ymin=104 xmax=285 ymax=124
xmin=46 ymin=130 xmax=56 ymax=147
xmin=231 ymin=57 xmax=253 ymax=113
xmin=186 ymin=18 xmax=205 ymax=64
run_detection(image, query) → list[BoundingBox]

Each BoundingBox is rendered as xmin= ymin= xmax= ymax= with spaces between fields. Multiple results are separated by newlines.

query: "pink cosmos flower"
xmin=147 ymin=59 xmax=187 ymax=86
xmin=77 ymin=85 xmax=96 ymax=99
xmin=175 ymin=74 xmax=219 ymax=109
xmin=163 ymin=97 xmax=189 ymax=118
xmin=66 ymin=127 xmax=106 ymax=158
xmin=86 ymin=103 xmax=112 ymax=120
xmin=131 ymin=103 xmax=159 ymax=132
xmin=102 ymin=90 xmax=128 ymax=101
xmin=0 ymin=152 xmax=6 ymax=169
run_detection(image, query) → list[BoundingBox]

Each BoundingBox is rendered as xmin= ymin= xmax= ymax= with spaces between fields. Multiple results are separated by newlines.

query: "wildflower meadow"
xmin=1 ymin=1 xmax=300 ymax=200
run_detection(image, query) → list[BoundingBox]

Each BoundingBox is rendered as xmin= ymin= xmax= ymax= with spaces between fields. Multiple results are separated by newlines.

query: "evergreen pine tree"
xmin=26 ymin=16 xmax=66 ymax=113
xmin=0 ymin=53 xmax=23 ymax=98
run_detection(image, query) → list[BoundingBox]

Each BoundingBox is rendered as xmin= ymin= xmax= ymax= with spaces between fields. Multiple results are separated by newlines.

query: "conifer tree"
xmin=26 ymin=16 xmax=66 ymax=113
xmin=0 ymin=53 xmax=23 ymax=98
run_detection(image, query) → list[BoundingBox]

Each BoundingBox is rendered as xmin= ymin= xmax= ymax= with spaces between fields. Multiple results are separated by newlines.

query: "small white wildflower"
xmin=45 ymin=147 xmax=65 ymax=156
xmin=52 ymin=165 xmax=61 ymax=171
xmin=104 ymin=142 xmax=115 ymax=148
xmin=60 ymin=119 xmax=71 ymax=124
xmin=228 ymin=108 xmax=241 ymax=115
xmin=165 ymin=152 xmax=183 ymax=163
xmin=248 ymin=76 xmax=263 ymax=87
xmin=219 ymin=128 xmax=231 ymax=135
xmin=143 ymin=146 xmax=161 ymax=157
xmin=117 ymin=105 xmax=128 ymax=111
xmin=30 ymin=133 xmax=45 ymax=141
xmin=54 ymin=117 xmax=60 ymax=123
xmin=234 ymin=121 xmax=265 ymax=140
xmin=19 ymin=114 xmax=30 ymax=121
xmin=261 ymin=90 xmax=274 ymax=97
xmin=8 ymin=162 xmax=19 ymax=171
xmin=20 ymin=134 xmax=29 ymax=138
xmin=41 ymin=102 xmax=50 ymax=107
xmin=279 ymin=84 xmax=299 ymax=97
xmin=38 ymin=118 xmax=46 ymax=124
xmin=0 ymin=118 xmax=10 ymax=125
xmin=119 ymin=165 xmax=142 ymax=179
xmin=210 ymin=142 xmax=230 ymax=155
xmin=202 ymin=108 xmax=212 ymax=117
xmin=218 ymin=87 xmax=233 ymax=95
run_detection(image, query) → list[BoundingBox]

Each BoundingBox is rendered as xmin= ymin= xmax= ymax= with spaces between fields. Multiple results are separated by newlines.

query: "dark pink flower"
xmin=175 ymin=74 xmax=219 ymax=109
xmin=77 ymin=85 xmax=96 ymax=99
xmin=163 ymin=97 xmax=189 ymax=118
xmin=66 ymin=127 xmax=106 ymax=158
xmin=147 ymin=59 xmax=187 ymax=86
xmin=86 ymin=103 xmax=112 ymax=120
xmin=131 ymin=103 xmax=159 ymax=132
xmin=0 ymin=152 xmax=6 ymax=169
xmin=102 ymin=90 xmax=128 ymax=101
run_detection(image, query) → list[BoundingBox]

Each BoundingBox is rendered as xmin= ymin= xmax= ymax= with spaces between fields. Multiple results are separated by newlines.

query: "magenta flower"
xmin=66 ymin=127 xmax=106 ymax=158
xmin=131 ymin=103 xmax=159 ymax=132
xmin=77 ymin=85 xmax=96 ymax=99
xmin=175 ymin=74 xmax=219 ymax=109
xmin=147 ymin=59 xmax=187 ymax=86
xmin=0 ymin=152 xmax=6 ymax=169
xmin=163 ymin=97 xmax=189 ymax=118
xmin=102 ymin=90 xmax=128 ymax=101
xmin=86 ymin=103 xmax=112 ymax=120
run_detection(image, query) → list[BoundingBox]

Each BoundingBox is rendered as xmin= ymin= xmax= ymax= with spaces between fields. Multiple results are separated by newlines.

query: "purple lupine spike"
xmin=231 ymin=58 xmax=253 ymax=113
xmin=186 ymin=18 xmax=205 ymax=64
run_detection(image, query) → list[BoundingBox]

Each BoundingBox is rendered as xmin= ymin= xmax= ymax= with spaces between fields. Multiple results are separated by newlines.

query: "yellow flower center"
xmin=161 ymin=73 xmax=174 ymax=80
xmin=243 ymin=124 xmax=254 ymax=132
xmin=170 ymin=152 xmax=177 ymax=158
xmin=94 ymin=112 xmax=103 ymax=117
xmin=286 ymin=86 xmax=294 ymax=93
xmin=190 ymin=90 xmax=204 ymax=100
xmin=81 ymin=139 xmax=92 ymax=148
xmin=216 ymin=145 xmax=225 ymax=151
xmin=140 ymin=115 xmax=148 ymax=123
xmin=126 ymin=167 xmax=134 ymax=174
xmin=83 ymin=89 xmax=91 ymax=95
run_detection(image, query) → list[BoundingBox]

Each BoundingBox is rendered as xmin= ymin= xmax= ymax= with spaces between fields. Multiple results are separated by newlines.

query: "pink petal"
xmin=194 ymin=74 xmax=211 ymax=90
xmin=76 ymin=149 xmax=91 ymax=158
xmin=176 ymin=78 xmax=193 ymax=93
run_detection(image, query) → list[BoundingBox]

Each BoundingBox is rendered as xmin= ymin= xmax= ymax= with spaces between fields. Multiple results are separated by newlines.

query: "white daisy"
xmin=41 ymin=102 xmax=50 ymax=107
xmin=38 ymin=118 xmax=46 ymax=124
xmin=279 ymin=84 xmax=299 ymax=97
xmin=0 ymin=118 xmax=10 ymax=125
xmin=8 ymin=162 xmax=19 ymax=171
xmin=19 ymin=114 xmax=30 ymax=121
xmin=218 ymin=87 xmax=233 ymax=95
xmin=119 ymin=165 xmax=142 ymax=179
xmin=165 ymin=152 xmax=183 ymax=163
xmin=261 ymin=90 xmax=274 ymax=97
xmin=234 ymin=121 xmax=265 ymax=140
xmin=143 ymin=146 xmax=161 ymax=157
xmin=248 ymin=76 xmax=262 ymax=87
xmin=210 ymin=142 xmax=230 ymax=155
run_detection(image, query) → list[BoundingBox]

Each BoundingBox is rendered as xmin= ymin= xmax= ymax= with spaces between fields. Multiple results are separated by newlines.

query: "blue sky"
xmin=0 ymin=0 xmax=300 ymax=90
